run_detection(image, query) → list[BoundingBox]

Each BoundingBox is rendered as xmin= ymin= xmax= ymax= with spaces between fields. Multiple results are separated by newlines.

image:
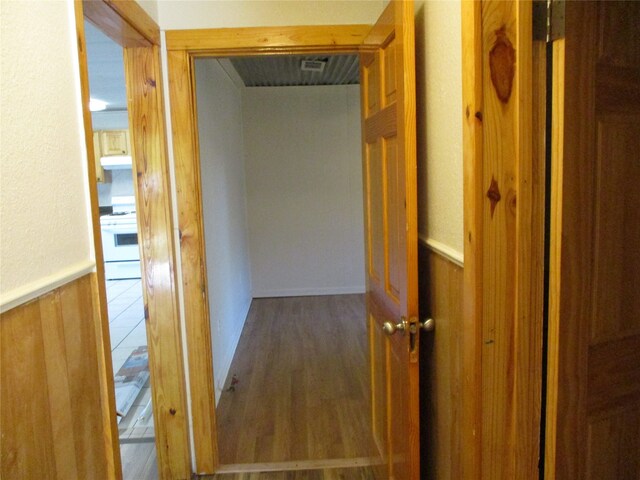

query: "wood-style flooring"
xmin=210 ymin=467 xmax=377 ymax=479
xmin=216 ymin=295 xmax=375 ymax=464
xmin=119 ymin=295 xmax=376 ymax=478
xmin=120 ymin=443 xmax=377 ymax=479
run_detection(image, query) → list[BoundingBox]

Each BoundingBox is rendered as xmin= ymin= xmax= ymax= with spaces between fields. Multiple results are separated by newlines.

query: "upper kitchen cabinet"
xmin=99 ymin=130 xmax=130 ymax=156
xmin=93 ymin=131 xmax=105 ymax=183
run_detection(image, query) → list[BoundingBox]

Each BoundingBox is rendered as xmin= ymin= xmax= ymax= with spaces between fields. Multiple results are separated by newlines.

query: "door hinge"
xmin=533 ymin=0 xmax=565 ymax=42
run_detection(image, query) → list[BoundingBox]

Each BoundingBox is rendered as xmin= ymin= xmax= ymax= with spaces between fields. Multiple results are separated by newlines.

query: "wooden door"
xmin=360 ymin=1 xmax=419 ymax=478
xmin=546 ymin=2 xmax=640 ymax=478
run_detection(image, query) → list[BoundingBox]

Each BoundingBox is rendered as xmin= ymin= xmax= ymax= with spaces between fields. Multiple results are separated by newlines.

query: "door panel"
xmin=367 ymin=139 xmax=385 ymax=283
xmin=361 ymin=1 xmax=419 ymax=478
xmin=385 ymin=136 xmax=402 ymax=302
xmin=591 ymin=117 xmax=640 ymax=343
xmin=547 ymin=2 xmax=640 ymax=478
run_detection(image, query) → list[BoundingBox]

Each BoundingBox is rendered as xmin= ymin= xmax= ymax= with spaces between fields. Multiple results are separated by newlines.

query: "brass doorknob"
xmin=383 ymin=318 xmax=408 ymax=335
xmin=420 ymin=318 xmax=435 ymax=332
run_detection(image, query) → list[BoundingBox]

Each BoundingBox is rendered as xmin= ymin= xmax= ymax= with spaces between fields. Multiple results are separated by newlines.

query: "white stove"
xmin=100 ymin=196 xmax=141 ymax=280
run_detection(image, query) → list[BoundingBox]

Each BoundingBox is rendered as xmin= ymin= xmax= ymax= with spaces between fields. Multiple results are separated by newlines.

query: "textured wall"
xmin=415 ymin=0 xmax=464 ymax=259
xmin=195 ymin=59 xmax=253 ymax=399
xmin=243 ymin=85 xmax=365 ymax=297
xmin=157 ymin=0 xmax=384 ymax=30
xmin=0 ymin=1 xmax=92 ymax=298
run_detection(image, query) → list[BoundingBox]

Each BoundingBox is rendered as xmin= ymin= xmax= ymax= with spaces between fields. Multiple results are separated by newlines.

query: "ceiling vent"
xmin=300 ymin=59 xmax=327 ymax=73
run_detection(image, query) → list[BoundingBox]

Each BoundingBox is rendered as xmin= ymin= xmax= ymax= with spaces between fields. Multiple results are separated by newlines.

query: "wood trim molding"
xmin=166 ymin=48 xmax=219 ymax=474
xmin=165 ymin=25 xmax=371 ymax=55
xmin=544 ymin=38 xmax=566 ymax=480
xmin=216 ymin=457 xmax=381 ymax=474
xmin=462 ymin=1 xmax=545 ymax=478
xmin=74 ymin=3 xmax=121 ymax=477
xmin=102 ymin=0 xmax=160 ymax=45
xmin=76 ymin=2 xmax=189 ymax=479
xmin=165 ymin=24 xmax=375 ymax=474
xmin=0 ymin=260 xmax=96 ymax=313
xmin=83 ymin=0 xmax=159 ymax=47
xmin=124 ymin=44 xmax=192 ymax=480
xmin=461 ymin=0 xmax=483 ymax=477
xmin=418 ymin=235 xmax=464 ymax=268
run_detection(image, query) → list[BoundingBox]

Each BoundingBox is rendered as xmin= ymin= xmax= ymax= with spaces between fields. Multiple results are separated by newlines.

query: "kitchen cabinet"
xmin=93 ymin=132 xmax=105 ymax=183
xmin=99 ymin=130 xmax=130 ymax=156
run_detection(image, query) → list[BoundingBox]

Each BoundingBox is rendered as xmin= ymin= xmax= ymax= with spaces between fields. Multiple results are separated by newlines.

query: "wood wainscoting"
xmin=1 ymin=273 xmax=113 ymax=479
xmin=418 ymin=240 xmax=464 ymax=480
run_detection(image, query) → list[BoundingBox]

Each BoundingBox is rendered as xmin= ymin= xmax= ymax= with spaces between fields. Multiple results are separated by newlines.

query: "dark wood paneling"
xmin=546 ymin=2 xmax=640 ymax=479
xmin=419 ymin=244 xmax=463 ymax=480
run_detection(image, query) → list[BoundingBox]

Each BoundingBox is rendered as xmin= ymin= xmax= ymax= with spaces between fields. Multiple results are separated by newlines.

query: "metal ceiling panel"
xmin=229 ymin=55 xmax=360 ymax=87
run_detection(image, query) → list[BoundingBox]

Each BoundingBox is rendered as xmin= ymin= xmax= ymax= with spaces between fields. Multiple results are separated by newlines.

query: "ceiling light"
xmin=89 ymin=98 xmax=107 ymax=112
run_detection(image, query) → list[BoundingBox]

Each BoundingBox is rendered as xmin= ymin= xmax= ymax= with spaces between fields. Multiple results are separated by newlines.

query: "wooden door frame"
xmin=165 ymin=24 xmax=372 ymax=473
xmin=461 ymin=1 xmax=546 ymax=478
xmin=75 ymin=2 xmax=191 ymax=479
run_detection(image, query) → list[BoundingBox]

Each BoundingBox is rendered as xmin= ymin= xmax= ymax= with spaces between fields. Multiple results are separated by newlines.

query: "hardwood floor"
xmin=208 ymin=466 xmax=377 ymax=479
xmin=120 ymin=437 xmax=376 ymax=480
xmin=119 ymin=295 xmax=376 ymax=478
xmin=216 ymin=295 xmax=376 ymax=465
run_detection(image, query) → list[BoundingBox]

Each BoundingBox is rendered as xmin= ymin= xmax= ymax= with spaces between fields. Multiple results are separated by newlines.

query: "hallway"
xmin=216 ymin=294 xmax=376 ymax=466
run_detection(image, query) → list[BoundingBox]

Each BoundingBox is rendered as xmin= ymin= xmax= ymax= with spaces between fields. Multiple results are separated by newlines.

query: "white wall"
xmin=415 ymin=0 xmax=464 ymax=260
xmin=0 ymin=1 xmax=93 ymax=305
xmin=195 ymin=59 xmax=253 ymax=400
xmin=157 ymin=0 xmax=384 ymax=30
xmin=243 ymin=85 xmax=365 ymax=297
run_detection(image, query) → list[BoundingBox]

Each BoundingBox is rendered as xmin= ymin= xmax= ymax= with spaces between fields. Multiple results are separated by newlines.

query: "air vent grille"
xmin=300 ymin=59 xmax=327 ymax=72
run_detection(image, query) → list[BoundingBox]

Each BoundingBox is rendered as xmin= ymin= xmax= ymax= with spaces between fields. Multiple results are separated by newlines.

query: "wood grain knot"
xmin=147 ymin=78 xmax=157 ymax=87
xmin=487 ymin=176 xmax=501 ymax=218
xmin=489 ymin=26 xmax=515 ymax=103
xmin=475 ymin=111 xmax=483 ymax=121
xmin=169 ymin=408 xmax=177 ymax=416
xmin=507 ymin=189 xmax=517 ymax=214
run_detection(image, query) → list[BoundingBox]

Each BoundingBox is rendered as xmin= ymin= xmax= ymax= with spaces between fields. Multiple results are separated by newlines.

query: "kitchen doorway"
xmin=83 ymin=19 xmax=156 ymax=477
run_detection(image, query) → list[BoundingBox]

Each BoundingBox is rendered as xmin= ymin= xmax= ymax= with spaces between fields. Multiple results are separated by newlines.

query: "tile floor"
xmin=105 ymin=279 xmax=154 ymax=440
xmin=106 ymin=279 xmax=147 ymax=375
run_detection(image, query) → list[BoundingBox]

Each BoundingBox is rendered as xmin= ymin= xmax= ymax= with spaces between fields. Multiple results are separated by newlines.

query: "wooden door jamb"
xmin=74 ymin=2 xmax=192 ymax=479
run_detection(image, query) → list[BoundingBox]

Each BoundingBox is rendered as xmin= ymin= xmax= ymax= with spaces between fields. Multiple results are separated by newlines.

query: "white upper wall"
xmin=195 ymin=59 xmax=253 ymax=399
xmin=415 ymin=0 xmax=463 ymax=259
xmin=0 ymin=1 xmax=93 ymax=300
xmin=157 ymin=0 xmax=384 ymax=29
xmin=243 ymin=85 xmax=365 ymax=297
xmin=156 ymin=0 xmax=464 ymax=259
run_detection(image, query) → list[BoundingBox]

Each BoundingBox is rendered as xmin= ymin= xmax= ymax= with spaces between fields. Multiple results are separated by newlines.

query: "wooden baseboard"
xmin=252 ymin=286 xmax=366 ymax=298
xmin=0 ymin=260 xmax=96 ymax=313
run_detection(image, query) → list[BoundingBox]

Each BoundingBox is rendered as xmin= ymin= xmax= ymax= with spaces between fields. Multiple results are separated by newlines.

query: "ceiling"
xmin=229 ymin=55 xmax=360 ymax=87
xmin=85 ymin=21 xmax=127 ymax=111
xmin=84 ymin=23 xmax=359 ymax=110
